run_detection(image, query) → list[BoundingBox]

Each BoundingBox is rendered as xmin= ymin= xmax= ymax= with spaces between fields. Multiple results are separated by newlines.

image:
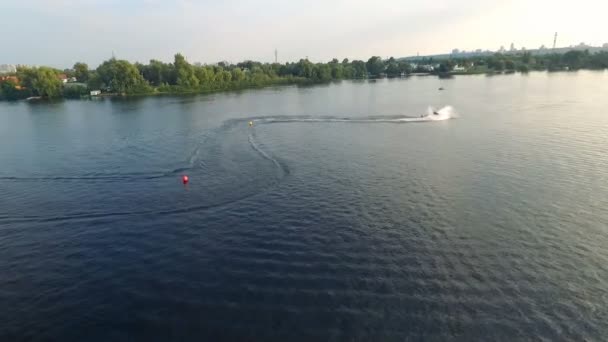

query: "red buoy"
xmin=182 ymin=175 xmax=189 ymax=185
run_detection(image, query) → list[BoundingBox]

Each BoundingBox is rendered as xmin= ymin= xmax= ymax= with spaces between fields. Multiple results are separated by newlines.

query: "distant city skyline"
xmin=2 ymin=0 xmax=608 ymax=68
xmin=450 ymin=40 xmax=606 ymax=56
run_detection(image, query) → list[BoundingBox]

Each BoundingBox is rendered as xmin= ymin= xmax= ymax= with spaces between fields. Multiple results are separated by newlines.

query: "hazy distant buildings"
xmin=0 ymin=64 xmax=16 ymax=74
xmin=404 ymin=40 xmax=608 ymax=62
xmin=446 ymin=47 xmax=497 ymax=58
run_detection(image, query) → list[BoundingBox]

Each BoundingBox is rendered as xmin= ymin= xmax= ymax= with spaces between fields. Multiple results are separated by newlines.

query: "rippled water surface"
xmin=1 ymin=72 xmax=608 ymax=341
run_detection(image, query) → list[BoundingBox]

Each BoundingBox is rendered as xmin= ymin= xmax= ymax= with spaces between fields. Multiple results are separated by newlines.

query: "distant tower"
xmin=274 ymin=49 xmax=278 ymax=63
xmin=553 ymin=32 xmax=558 ymax=49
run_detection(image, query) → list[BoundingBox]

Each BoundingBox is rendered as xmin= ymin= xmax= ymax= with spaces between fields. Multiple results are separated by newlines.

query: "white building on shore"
xmin=0 ymin=64 xmax=16 ymax=74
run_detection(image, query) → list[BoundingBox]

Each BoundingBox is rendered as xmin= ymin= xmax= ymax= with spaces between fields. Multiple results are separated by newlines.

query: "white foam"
xmin=253 ymin=106 xmax=457 ymax=124
xmin=394 ymin=105 xmax=456 ymax=122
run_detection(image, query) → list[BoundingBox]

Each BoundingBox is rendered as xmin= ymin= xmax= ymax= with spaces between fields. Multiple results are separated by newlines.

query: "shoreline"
xmin=8 ymin=68 xmax=607 ymax=103
xmin=87 ymin=78 xmax=325 ymax=100
xmin=3 ymin=49 xmax=606 ymax=101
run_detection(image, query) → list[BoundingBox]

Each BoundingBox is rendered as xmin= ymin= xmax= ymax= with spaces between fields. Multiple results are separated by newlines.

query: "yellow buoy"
xmin=249 ymin=121 xmax=253 ymax=127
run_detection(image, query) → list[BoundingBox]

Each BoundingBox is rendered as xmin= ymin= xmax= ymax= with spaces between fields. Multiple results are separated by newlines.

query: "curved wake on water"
xmin=0 ymin=106 xmax=455 ymax=223
xmin=1 ymin=106 xmax=454 ymax=183
xmin=0 ymin=168 xmax=191 ymax=182
xmin=242 ymin=106 xmax=455 ymax=180
xmin=248 ymin=131 xmax=289 ymax=178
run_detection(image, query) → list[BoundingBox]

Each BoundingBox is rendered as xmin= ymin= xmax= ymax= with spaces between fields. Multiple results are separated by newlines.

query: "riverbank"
xmin=2 ymin=50 xmax=607 ymax=101
xmin=4 ymin=67 xmax=607 ymax=102
xmin=7 ymin=76 xmax=324 ymax=102
xmin=86 ymin=76 xmax=326 ymax=99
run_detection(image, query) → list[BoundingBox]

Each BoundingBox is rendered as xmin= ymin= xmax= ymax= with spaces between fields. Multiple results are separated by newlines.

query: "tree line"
xmin=1 ymin=50 xmax=608 ymax=101
xmin=0 ymin=54 xmax=391 ymax=100
xmin=426 ymin=50 xmax=608 ymax=73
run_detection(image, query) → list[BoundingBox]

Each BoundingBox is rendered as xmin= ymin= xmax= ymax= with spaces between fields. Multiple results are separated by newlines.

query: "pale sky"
xmin=3 ymin=0 xmax=607 ymax=68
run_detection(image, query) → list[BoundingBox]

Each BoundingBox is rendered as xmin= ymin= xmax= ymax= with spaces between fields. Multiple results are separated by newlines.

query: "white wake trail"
xmin=252 ymin=106 xmax=457 ymax=124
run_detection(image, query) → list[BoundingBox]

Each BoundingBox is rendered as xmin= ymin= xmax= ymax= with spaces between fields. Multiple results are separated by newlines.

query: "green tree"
xmin=95 ymin=58 xmax=151 ymax=94
xmin=366 ymin=56 xmax=384 ymax=77
xmin=174 ymin=53 xmax=199 ymax=88
xmin=296 ymin=59 xmax=315 ymax=79
xmin=438 ymin=60 xmax=454 ymax=73
xmin=0 ymin=80 xmax=31 ymax=100
xmin=231 ymin=68 xmax=245 ymax=83
xmin=140 ymin=59 xmax=173 ymax=86
xmin=17 ymin=67 xmax=37 ymax=90
xmin=351 ymin=60 xmax=367 ymax=78
xmin=316 ymin=64 xmax=332 ymax=82
xmin=18 ymin=66 xmax=63 ymax=97
xmin=217 ymin=70 xmax=232 ymax=84
xmin=342 ymin=65 xmax=355 ymax=78
xmin=386 ymin=58 xmax=400 ymax=77
xmin=545 ymin=53 xmax=563 ymax=71
xmin=331 ymin=63 xmax=344 ymax=79
xmin=495 ymin=60 xmax=506 ymax=71
xmin=34 ymin=67 xmax=63 ymax=97
xmin=194 ymin=66 xmax=215 ymax=87
xmin=398 ymin=61 xmax=412 ymax=75
xmin=237 ymin=60 xmax=261 ymax=70
xmin=73 ymin=62 xmax=90 ymax=82
xmin=505 ymin=59 xmax=515 ymax=70
xmin=488 ymin=58 xmax=505 ymax=71
xmin=562 ymin=50 xmax=587 ymax=69
xmin=589 ymin=51 xmax=608 ymax=69
xmin=249 ymin=66 xmax=271 ymax=85
xmin=63 ymin=84 xmax=88 ymax=98
xmin=517 ymin=64 xmax=529 ymax=73
xmin=87 ymin=71 xmax=103 ymax=90
xmin=269 ymin=63 xmax=282 ymax=76
xmin=261 ymin=64 xmax=278 ymax=78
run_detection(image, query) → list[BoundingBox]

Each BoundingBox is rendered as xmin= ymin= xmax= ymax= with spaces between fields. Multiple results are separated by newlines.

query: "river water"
xmin=1 ymin=71 xmax=608 ymax=341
